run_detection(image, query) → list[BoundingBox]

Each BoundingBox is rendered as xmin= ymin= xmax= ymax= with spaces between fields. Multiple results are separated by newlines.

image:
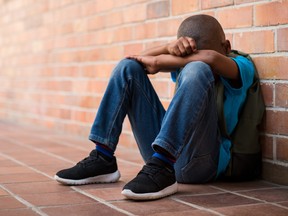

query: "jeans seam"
xmin=129 ymin=76 xmax=161 ymax=115
xmin=106 ymin=82 xmax=129 ymax=147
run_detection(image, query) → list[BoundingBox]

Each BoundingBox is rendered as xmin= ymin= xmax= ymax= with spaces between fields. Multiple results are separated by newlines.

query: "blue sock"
xmin=153 ymin=152 xmax=175 ymax=167
xmin=96 ymin=144 xmax=114 ymax=158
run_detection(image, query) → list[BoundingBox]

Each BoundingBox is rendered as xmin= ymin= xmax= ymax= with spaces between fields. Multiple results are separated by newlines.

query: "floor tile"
xmin=0 ymin=166 xmax=35 ymax=175
xmin=20 ymin=191 xmax=97 ymax=207
xmin=0 ymin=188 xmax=8 ymax=196
xmin=84 ymin=186 xmax=125 ymax=201
xmin=42 ymin=203 xmax=127 ymax=216
xmin=0 ymin=209 xmax=40 ymax=216
xmin=178 ymin=192 xmax=261 ymax=208
xmin=3 ymin=181 xmax=73 ymax=195
xmin=210 ymin=180 xmax=278 ymax=192
xmin=176 ymin=184 xmax=222 ymax=196
xmin=215 ymin=203 xmax=288 ymax=216
xmin=278 ymin=201 xmax=288 ymax=208
xmin=148 ymin=210 xmax=216 ymax=216
xmin=0 ymin=196 xmax=26 ymax=209
xmin=0 ymin=173 xmax=50 ymax=184
xmin=113 ymin=198 xmax=195 ymax=215
xmin=239 ymin=188 xmax=288 ymax=202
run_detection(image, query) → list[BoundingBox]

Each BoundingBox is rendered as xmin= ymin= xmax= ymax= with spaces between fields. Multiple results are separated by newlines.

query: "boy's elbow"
xmin=205 ymin=50 xmax=219 ymax=65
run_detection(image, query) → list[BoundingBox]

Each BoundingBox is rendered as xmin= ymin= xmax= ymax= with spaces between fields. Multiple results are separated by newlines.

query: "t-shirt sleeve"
xmin=221 ymin=55 xmax=255 ymax=92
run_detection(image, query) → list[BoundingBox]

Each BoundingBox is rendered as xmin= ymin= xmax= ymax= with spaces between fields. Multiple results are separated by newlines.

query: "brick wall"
xmin=0 ymin=0 xmax=287 ymax=184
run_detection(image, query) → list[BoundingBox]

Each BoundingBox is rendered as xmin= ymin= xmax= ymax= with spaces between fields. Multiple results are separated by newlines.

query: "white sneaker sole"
xmin=54 ymin=170 xmax=121 ymax=185
xmin=121 ymin=182 xmax=178 ymax=200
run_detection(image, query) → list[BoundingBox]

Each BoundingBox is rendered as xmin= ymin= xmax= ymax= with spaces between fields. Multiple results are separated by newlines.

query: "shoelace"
xmin=140 ymin=164 xmax=162 ymax=176
xmin=78 ymin=151 xmax=99 ymax=167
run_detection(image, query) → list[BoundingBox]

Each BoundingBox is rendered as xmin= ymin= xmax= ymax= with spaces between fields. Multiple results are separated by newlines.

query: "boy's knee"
xmin=179 ymin=61 xmax=214 ymax=84
xmin=111 ymin=59 xmax=146 ymax=80
xmin=118 ymin=59 xmax=143 ymax=72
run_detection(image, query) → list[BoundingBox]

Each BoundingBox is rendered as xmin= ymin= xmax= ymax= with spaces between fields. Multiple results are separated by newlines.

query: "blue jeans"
xmin=89 ymin=59 xmax=221 ymax=183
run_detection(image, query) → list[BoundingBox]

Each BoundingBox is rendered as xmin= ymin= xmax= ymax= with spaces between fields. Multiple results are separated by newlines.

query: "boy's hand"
xmin=167 ymin=37 xmax=197 ymax=57
xmin=127 ymin=55 xmax=160 ymax=74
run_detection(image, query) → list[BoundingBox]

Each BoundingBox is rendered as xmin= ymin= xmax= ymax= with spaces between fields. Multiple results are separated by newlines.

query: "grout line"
xmin=171 ymin=197 xmax=225 ymax=216
xmin=0 ymin=184 xmax=48 ymax=216
xmin=71 ymin=187 xmax=135 ymax=216
xmin=210 ymin=185 xmax=288 ymax=211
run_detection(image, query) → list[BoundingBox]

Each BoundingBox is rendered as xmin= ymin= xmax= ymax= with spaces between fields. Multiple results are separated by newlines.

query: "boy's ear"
xmin=224 ymin=40 xmax=231 ymax=54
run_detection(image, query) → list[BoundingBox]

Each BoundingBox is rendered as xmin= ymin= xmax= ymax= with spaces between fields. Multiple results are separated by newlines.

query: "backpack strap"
xmin=215 ymin=81 xmax=229 ymax=138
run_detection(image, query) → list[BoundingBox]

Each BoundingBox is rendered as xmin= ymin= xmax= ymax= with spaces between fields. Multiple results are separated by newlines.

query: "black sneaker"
xmin=121 ymin=157 xmax=178 ymax=200
xmin=54 ymin=150 xmax=120 ymax=185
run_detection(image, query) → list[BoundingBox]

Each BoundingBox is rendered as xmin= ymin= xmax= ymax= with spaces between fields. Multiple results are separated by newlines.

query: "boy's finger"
xmin=182 ymin=38 xmax=193 ymax=55
xmin=171 ymin=47 xmax=182 ymax=56
xmin=186 ymin=37 xmax=197 ymax=52
xmin=177 ymin=43 xmax=187 ymax=56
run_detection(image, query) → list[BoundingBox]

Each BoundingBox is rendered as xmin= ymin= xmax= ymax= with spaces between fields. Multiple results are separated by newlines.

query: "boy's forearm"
xmin=155 ymin=51 xmax=239 ymax=80
xmin=141 ymin=44 xmax=169 ymax=56
xmin=154 ymin=54 xmax=189 ymax=70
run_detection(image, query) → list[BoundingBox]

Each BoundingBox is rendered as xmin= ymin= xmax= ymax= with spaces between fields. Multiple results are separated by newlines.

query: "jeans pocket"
xmin=180 ymin=154 xmax=217 ymax=183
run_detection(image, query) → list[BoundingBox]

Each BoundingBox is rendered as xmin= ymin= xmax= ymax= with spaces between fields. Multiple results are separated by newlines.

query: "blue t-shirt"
xmin=216 ymin=55 xmax=254 ymax=176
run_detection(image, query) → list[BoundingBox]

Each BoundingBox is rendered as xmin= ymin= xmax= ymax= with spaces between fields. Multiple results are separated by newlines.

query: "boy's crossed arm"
xmin=128 ymin=37 xmax=239 ymax=81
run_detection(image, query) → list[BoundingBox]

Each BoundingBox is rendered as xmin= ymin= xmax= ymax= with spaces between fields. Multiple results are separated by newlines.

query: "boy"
xmin=55 ymin=14 xmax=255 ymax=200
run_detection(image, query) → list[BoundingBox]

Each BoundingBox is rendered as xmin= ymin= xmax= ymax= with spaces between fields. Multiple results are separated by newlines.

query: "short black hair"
xmin=177 ymin=14 xmax=225 ymax=50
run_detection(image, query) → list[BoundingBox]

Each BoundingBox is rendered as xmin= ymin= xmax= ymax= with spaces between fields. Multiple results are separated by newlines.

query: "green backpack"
xmin=216 ymin=50 xmax=265 ymax=181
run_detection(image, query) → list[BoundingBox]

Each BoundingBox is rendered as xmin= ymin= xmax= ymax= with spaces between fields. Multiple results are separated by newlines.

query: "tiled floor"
xmin=0 ymin=121 xmax=288 ymax=216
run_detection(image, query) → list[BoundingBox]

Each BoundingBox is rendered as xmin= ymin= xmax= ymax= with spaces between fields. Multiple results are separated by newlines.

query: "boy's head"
xmin=177 ymin=14 xmax=231 ymax=55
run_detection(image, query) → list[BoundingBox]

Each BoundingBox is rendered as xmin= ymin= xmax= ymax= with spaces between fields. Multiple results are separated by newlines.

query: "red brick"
xmin=93 ymin=0 xmax=114 ymax=13
xmin=255 ymin=1 xmax=288 ymax=26
xmin=134 ymin=22 xmax=157 ymax=40
xmin=217 ymin=6 xmax=253 ymax=29
xmin=80 ymin=0 xmax=98 ymax=16
xmin=277 ymin=28 xmax=288 ymax=51
xmin=79 ymin=49 xmax=103 ymax=62
xmin=112 ymin=26 xmax=133 ymax=43
xmin=88 ymin=80 xmax=109 ymax=94
xmin=253 ymin=56 xmax=288 ymax=80
xmin=95 ymin=30 xmax=114 ymax=45
xmin=106 ymin=11 xmax=124 ymax=27
xmin=202 ymin=0 xmax=233 ymax=9
xmin=261 ymin=135 xmax=274 ymax=160
xmin=102 ymin=46 xmax=124 ymax=61
xmin=276 ymin=137 xmax=288 ymax=161
xmin=87 ymin=16 xmax=105 ymax=31
xmin=147 ymin=1 xmax=169 ymax=19
xmin=264 ymin=110 xmax=288 ymax=136
xmin=151 ymin=80 xmax=170 ymax=98
xmin=122 ymin=4 xmax=146 ymax=23
xmin=72 ymin=110 xmax=95 ymax=123
xmin=261 ymin=82 xmax=274 ymax=107
xmin=81 ymin=64 xmax=114 ymax=79
xmin=157 ymin=18 xmax=182 ymax=37
xmin=275 ymin=83 xmax=288 ymax=108
xmin=235 ymin=0 xmax=262 ymax=4
xmin=171 ymin=0 xmax=199 ymax=15
xmin=234 ymin=30 xmax=274 ymax=54
xmin=118 ymin=133 xmax=137 ymax=149
xmin=124 ymin=43 xmax=144 ymax=56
